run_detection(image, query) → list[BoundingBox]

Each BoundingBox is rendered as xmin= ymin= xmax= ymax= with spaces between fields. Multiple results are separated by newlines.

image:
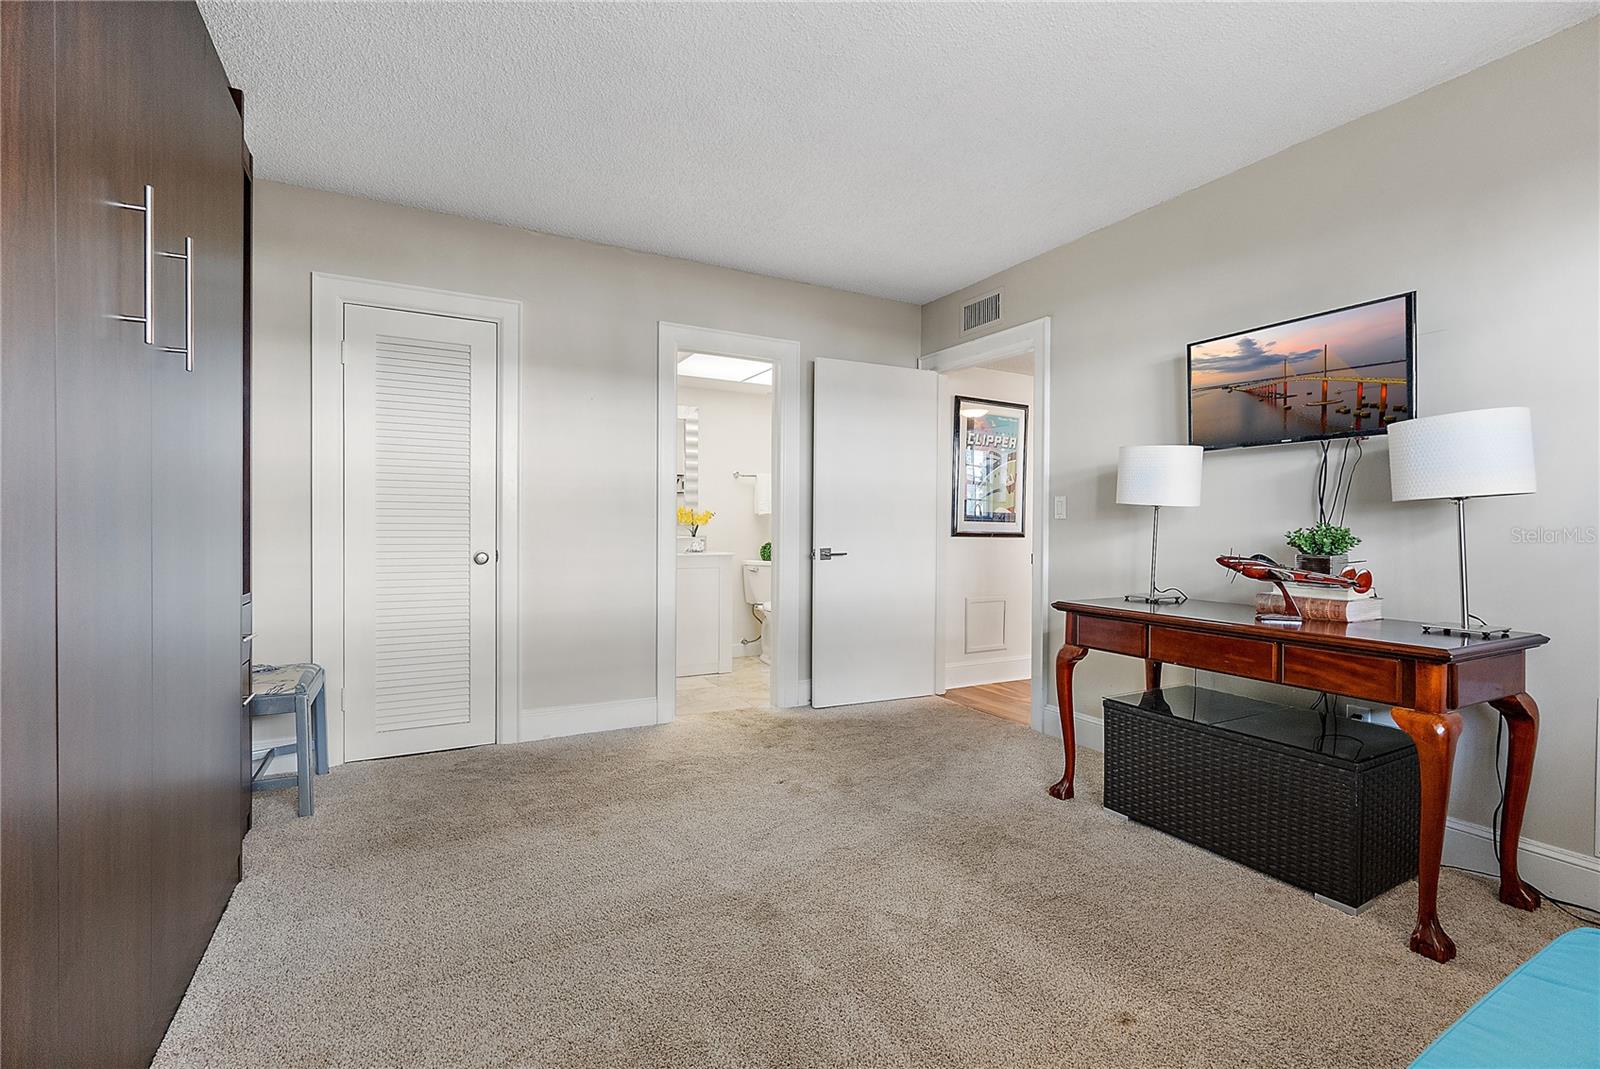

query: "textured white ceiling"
xmin=199 ymin=2 xmax=1596 ymax=304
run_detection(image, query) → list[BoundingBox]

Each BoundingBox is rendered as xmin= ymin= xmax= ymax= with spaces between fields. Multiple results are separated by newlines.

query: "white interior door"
xmin=811 ymin=358 xmax=938 ymax=707
xmin=343 ymin=304 xmax=498 ymax=760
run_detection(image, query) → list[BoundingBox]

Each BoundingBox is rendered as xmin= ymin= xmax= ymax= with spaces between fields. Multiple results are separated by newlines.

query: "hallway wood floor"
xmin=943 ymin=678 xmax=1031 ymax=724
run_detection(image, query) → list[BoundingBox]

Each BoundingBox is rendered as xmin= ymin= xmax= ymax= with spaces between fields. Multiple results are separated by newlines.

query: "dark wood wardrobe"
xmin=1 ymin=4 xmax=249 ymax=1065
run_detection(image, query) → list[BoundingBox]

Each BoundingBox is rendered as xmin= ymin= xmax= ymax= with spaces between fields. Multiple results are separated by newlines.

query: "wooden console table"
xmin=1051 ymin=597 xmax=1549 ymax=963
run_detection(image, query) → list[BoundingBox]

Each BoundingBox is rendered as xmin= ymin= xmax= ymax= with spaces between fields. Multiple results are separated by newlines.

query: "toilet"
xmin=741 ymin=560 xmax=773 ymax=664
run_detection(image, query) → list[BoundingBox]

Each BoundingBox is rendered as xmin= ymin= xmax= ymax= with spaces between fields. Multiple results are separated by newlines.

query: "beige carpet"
xmin=156 ymin=698 xmax=1582 ymax=1068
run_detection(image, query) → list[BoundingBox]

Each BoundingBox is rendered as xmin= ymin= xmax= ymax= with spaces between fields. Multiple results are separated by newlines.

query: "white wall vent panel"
xmin=960 ymin=290 xmax=1002 ymax=334
xmin=964 ymin=595 xmax=1007 ymax=654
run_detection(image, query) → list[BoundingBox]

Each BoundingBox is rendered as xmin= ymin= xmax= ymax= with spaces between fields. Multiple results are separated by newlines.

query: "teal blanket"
xmin=1413 ymin=928 xmax=1599 ymax=1068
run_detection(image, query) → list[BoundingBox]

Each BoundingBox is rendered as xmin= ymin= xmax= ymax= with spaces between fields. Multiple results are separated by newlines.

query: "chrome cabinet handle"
xmin=110 ymin=184 xmax=155 ymax=344
xmin=473 ymin=551 xmax=491 ymax=565
xmin=157 ymin=236 xmax=193 ymax=372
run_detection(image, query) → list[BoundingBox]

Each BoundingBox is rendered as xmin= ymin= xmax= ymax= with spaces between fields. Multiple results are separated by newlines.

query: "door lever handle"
xmin=816 ymin=547 xmax=848 ymax=561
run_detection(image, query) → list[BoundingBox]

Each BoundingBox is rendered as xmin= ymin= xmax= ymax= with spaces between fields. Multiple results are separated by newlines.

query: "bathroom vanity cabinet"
xmin=677 ymin=553 xmax=735 ymax=676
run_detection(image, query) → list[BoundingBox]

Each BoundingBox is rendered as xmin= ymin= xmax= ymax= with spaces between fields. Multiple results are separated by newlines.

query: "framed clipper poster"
xmin=952 ymin=395 xmax=1027 ymax=537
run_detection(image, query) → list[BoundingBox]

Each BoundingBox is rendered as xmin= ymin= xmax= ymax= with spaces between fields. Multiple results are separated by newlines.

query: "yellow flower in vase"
xmin=677 ymin=506 xmax=714 ymax=537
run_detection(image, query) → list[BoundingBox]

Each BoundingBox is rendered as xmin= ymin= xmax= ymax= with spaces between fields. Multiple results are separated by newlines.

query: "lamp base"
xmin=1255 ymin=613 xmax=1304 ymax=627
xmin=1123 ymin=592 xmax=1185 ymax=606
xmin=1420 ymin=621 xmax=1513 ymax=639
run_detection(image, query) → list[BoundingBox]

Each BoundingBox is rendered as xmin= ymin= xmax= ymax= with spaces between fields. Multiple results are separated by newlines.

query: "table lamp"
xmin=1387 ymin=406 xmax=1536 ymax=637
xmin=1117 ymin=445 xmax=1203 ymax=604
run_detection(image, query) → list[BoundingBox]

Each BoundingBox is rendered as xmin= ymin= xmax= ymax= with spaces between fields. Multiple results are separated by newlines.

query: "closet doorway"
xmin=340 ymin=305 xmax=498 ymax=759
xmin=309 ymin=275 xmax=521 ymax=768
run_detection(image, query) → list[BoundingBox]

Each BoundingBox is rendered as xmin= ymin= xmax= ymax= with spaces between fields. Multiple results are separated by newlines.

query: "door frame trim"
xmin=657 ymin=323 xmax=803 ymax=719
xmin=310 ymin=273 xmax=522 ymax=766
xmin=920 ymin=317 xmax=1052 ymax=734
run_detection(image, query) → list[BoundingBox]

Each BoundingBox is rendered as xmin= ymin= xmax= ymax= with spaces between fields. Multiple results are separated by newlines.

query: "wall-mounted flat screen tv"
xmin=1188 ymin=292 xmax=1416 ymax=450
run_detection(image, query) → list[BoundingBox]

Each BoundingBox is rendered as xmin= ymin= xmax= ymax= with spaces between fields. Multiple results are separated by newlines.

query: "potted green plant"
xmin=1285 ymin=523 xmax=1361 ymax=576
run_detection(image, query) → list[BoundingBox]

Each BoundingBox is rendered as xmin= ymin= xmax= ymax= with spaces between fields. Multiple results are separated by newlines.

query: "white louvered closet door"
xmin=343 ymin=305 xmax=498 ymax=760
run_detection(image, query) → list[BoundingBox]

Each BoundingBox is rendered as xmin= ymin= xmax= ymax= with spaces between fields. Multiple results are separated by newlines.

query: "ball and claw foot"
xmin=1499 ymin=880 xmax=1542 ymax=912
xmin=1046 ymin=777 xmax=1073 ymax=800
xmin=1409 ymin=916 xmax=1457 ymax=963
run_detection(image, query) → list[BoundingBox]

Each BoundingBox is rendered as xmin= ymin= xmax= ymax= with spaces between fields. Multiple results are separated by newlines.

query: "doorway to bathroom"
xmin=656 ymin=323 xmax=803 ymax=722
xmin=673 ymin=351 xmax=775 ymax=714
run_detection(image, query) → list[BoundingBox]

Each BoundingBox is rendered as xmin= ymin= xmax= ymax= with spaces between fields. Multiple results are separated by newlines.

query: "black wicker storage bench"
xmin=1103 ymin=686 xmax=1419 ymax=911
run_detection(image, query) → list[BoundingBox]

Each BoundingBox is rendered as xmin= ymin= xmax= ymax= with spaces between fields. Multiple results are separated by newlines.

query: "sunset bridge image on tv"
xmin=1195 ymin=344 xmax=1408 ymax=427
xmin=1187 ymin=293 xmax=1413 ymax=448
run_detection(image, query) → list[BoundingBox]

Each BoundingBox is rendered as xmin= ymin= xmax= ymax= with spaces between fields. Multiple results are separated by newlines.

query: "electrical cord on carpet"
xmin=1442 ymin=715 xmax=1600 ymax=929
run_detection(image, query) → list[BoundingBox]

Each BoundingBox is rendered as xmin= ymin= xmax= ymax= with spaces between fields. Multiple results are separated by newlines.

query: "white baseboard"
xmin=944 ymin=655 xmax=1031 ymax=690
xmin=1045 ymin=705 xmax=1104 ymax=752
xmin=256 ymin=697 xmax=661 ymax=772
xmin=1049 ymin=706 xmax=1599 ymax=911
xmin=518 ymin=696 xmax=659 ymax=742
xmin=1072 ymin=710 xmax=1104 ymax=752
xmin=1443 ymin=816 xmax=1600 ymax=911
xmin=249 ymin=737 xmax=301 ymax=778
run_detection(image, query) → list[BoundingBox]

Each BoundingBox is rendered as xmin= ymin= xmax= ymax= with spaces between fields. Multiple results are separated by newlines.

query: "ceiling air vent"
xmin=961 ymin=290 xmax=1002 ymax=334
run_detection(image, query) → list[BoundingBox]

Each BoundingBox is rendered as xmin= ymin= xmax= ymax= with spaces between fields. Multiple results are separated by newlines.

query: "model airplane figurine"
xmin=1215 ymin=553 xmax=1373 ymax=625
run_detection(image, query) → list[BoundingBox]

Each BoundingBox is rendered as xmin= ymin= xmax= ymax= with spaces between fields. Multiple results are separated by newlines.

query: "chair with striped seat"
xmin=249 ymin=662 xmax=328 ymax=817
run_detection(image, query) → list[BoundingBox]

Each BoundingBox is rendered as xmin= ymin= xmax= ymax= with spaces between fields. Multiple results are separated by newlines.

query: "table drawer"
xmin=1283 ymin=646 xmax=1404 ymax=705
xmin=1074 ymin=615 xmax=1146 ymax=656
xmin=1452 ymin=654 xmax=1524 ymax=708
xmin=1150 ymin=626 xmax=1276 ymax=680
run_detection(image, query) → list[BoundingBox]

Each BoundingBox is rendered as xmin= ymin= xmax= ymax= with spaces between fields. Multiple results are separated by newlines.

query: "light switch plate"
xmin=1053 ymin=495 xmax=1068 ymax=520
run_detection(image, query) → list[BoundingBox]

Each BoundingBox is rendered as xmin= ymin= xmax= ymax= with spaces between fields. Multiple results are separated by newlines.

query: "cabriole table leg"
xmin=1488 ymin=692 xmax=1542 ymax=911
xmin=1048 ymin=641 xmax=1088 ymax=800
xmin=1391 ymin=706 xmax=1464 ymax=963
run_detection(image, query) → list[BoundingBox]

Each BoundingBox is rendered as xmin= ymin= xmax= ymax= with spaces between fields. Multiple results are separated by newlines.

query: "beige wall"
xmin=252 ymin=181 xmax=920 ymax=717
xmin=922 ymin=22 xmax=1600 ymax=855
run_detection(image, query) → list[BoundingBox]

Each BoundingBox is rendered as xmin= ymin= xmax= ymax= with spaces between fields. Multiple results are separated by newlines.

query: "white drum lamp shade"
xmin=1117 ymin=445 xmax=1202 ymax=605
xmin=1386 ymin=407 xmax=1536 ymax=636
xmin=1117 ymin=445 xmax=1203 ymax=507
xmin=1388 ymin=407 xmax=1536 ymax=501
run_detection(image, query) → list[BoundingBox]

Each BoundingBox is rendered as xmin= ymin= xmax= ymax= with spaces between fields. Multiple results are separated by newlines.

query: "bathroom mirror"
xmin=676 ymin=405 xmax=700 ymax=510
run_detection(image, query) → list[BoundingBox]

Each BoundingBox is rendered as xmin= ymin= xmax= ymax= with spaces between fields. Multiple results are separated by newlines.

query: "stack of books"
xmin=1257 ymin=581 xmax=1382 ymax=622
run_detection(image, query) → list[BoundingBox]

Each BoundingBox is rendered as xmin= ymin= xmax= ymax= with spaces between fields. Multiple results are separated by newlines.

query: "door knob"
xmin=473 ymin=551 xmax=490 ymax=565
xmin=816 ymin=547 xmax=848 ymax=561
